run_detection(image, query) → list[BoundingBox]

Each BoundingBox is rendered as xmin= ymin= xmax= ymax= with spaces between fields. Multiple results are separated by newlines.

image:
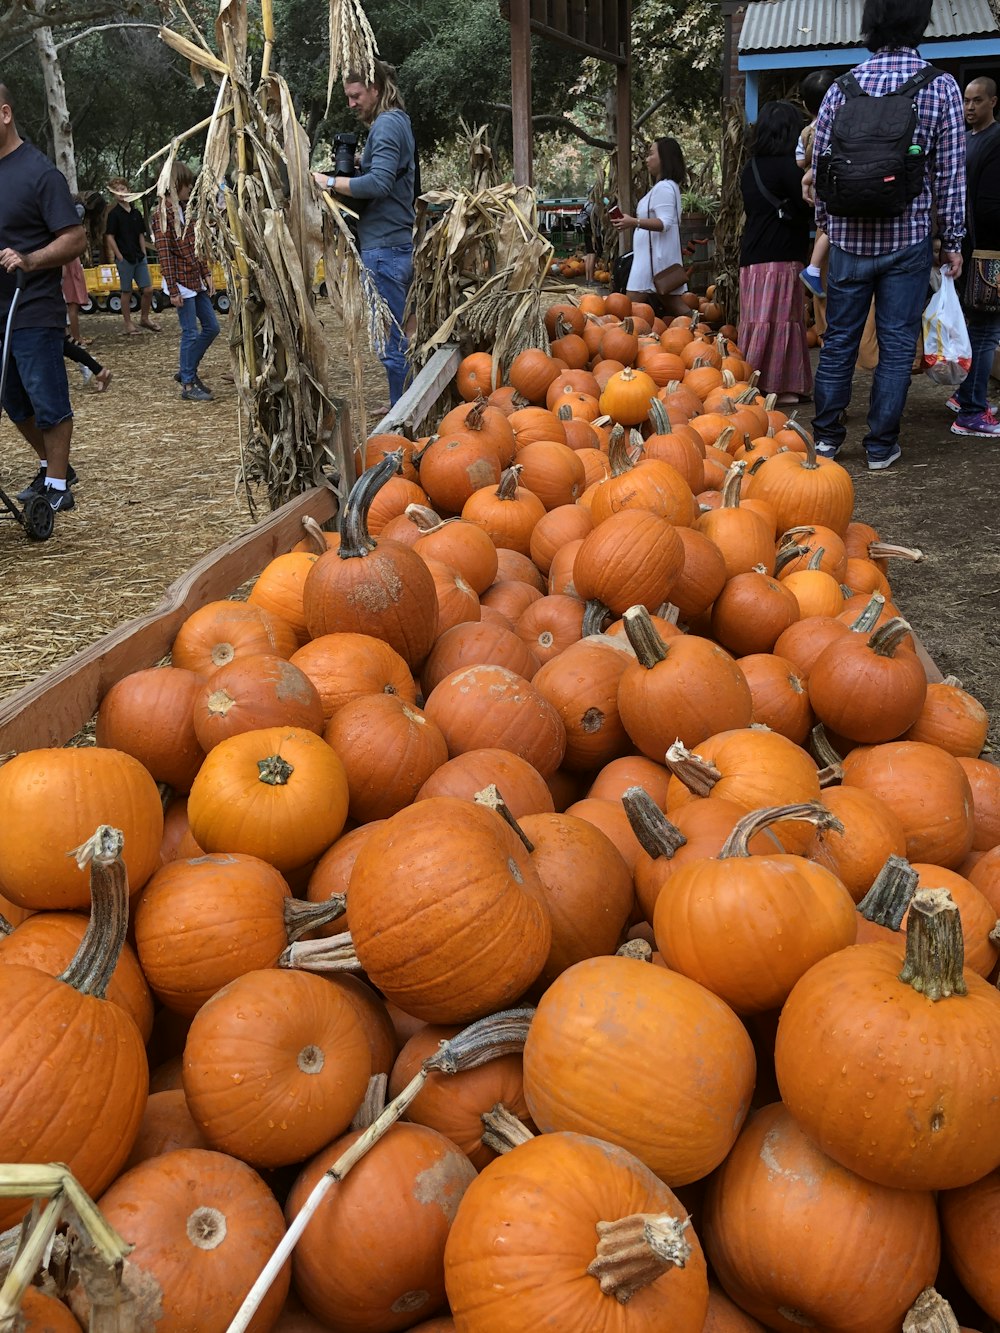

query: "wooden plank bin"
xmin=0 ymin=339 xmax=944 ymax=755
xmin=0 ymin=345 xmax=463 ymax=756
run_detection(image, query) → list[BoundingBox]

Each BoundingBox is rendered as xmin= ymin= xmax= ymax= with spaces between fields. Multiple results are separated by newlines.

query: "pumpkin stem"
xmin=720 ymin=459 xmax=746 ymax=509
xmin=903 ymin=1287 xmax=961 ymax=1333
xmin=848 ymin=591 xmax=886 ymax=633
xmin=424 ymin=1006 xmax=535 ymax=1075
xmin=656 ymin=601 xmax=681 ymax=625
xmin=664 ymin=742 xmax=722 ymax=798
xmin=481 ymin=1102 xmax=535 ymax=1155
xmin=621 ymin=787 xmax=687 ymax=859
xmin=606 ymin=424 xmax=633 ymax=475
xmin=616 ymin=938 xmax=654 ymax=962
xmin=869 ymin=541 xmax=924 ymax=564
xmin=764 ymin=392 xmax=778 ymax=412
xmin=787 ymin=419 xmax=819 ymax=468
xmin=773 ymin=543 xmax=810 ymax=576
xmin=857 ymin=855 xmax=918 ymax=931
xmin=647 ymin=396 xmax=671 ymax=435
xmin=898 ymin=889 xmax=968 ymax=1001
xmin=720 ymin=802 xmax=844 ymax=858
xmin=587 ymin=1212 xmax=693 ymax=1305
xmin=622 ymin=605 xmax=670 ymax=669
xmin=59 ymin=826 xmax=129 ymax=999
xmin=809 ymin=723 xmax=845 ymax=770
xmin=712 ymin=425 xmax=736 ymax=454
xmin=404 ymin=503 xmax=445 ymax=532
xmin=278 ymin=929 xmax=365 ymax=974
xmin=301 ymin=514 xmax=332 ymax=555
xmin=283 ymin=896 xmax=346 ymax=941
xmin=473 ymin=784 xmax=534 ymax=853
xmin=339 ymin=450 xmax=402 ymax=558
xmin=0 ymin=913 xmax=12 ymax=938
xmin=867 ymin=617 xmax=912 ymax=658
xmin=582 ymin=599 xmax=613 ymax=637
xmin=806 ymin=545 xmax=825 ymax=571
xmin=258 ymin=754 xmax=293 ymax=786
xmin=351 ymin=1073 xmax=388 ymax=1130
xmin=495 ymin=464 xmax=523 ymax=501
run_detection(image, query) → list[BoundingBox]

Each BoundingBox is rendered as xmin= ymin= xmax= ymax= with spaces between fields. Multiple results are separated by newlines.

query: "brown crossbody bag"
xmin=644 ymin=183 xmax=686 ymax=297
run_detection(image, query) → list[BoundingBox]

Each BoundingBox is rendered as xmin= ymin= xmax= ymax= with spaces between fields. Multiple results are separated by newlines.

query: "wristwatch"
xmin=327 ymin=176 xmax=335 ymax=190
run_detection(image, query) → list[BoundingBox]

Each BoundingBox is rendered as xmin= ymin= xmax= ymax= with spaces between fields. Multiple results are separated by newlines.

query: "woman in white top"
xmin=612 ymin=137 xmax=689 ymax=318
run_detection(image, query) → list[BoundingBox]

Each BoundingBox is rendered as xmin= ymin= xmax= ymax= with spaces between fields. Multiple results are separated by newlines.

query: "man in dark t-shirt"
xmin=105 ymin=177 xmax=159 ymax=335
xmin=0 ymin=81 xmax=87 ymax=513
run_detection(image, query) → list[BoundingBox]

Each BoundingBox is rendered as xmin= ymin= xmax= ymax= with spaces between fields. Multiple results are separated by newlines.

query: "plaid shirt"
xmin=151 ymin=198 xmax=210 ymax=298
xmin=814 ymin=47 xmax=966 ymax=255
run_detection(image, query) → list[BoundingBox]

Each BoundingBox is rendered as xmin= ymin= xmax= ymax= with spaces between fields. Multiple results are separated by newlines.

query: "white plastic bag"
xmin=921 ymin=274 xmax=972 ymax=385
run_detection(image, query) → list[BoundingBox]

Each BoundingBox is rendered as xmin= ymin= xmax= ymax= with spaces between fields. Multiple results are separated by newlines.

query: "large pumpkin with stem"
xmin=135 ymin=852 xmax=342 ymax=1015
xmin=348 ymin=797 xmax=551 ymax=1022
xmin=808 ymin=618 xmax=928 ymax=743
xmin=775 ymin=889 xmax=1000 ymax=1191
xmin=746 ymin=427 xmax=854 ymax=536
xmin=303 ymin=453 xmax=439 ymax=668
xmin=0 ymin=827 xmax=148 ymax=1231
xmin=618 ymin=606 xmax=753 ymax=757
xmin=461 ymin=466 xmax=546 ymax=556
xmin=0 ymin=748 xmax=163 ymax=911
xmin=183 ymin=968 xmax=371 ymax=1168
xmin=652 ymin=803 xmax=858 ymax=1014
xmin=445 ymin=1131 xmax=709 ymax=1331
xmin=72 ymin=1149 xmax=290 ymax=1333
xmin=290 ymin=632 xmax=416 ymax=721
xmin=522 ymin=954 xmax=755 ymax=1185
xmin=703 ymin=1103 xmax=940 ymax=1333
xmin=186 ymin=726 xmax=349 ymax=873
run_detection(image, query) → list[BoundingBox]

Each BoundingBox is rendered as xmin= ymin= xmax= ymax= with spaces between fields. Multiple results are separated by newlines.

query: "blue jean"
xmin=177 ymin=289 xmax=219 ymax=385
xmin=361 ymin=244 xmax=413 ymax=404
xmin=812 ymin=236 xmax=934 ymax=461
xmin=0 ymin=326 xmax=73 ymax=431
xmin=956 ymin=307 xmax=1000 ymax=416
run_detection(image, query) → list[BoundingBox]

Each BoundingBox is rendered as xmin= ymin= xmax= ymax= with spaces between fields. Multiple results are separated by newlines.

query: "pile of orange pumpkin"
xmin=1 ymin=288 xmax=999 ymax=1333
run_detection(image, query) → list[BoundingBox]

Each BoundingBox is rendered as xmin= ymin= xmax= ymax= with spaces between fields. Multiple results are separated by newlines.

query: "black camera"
xmin=333 ymin=132 xmax=359 ymax=178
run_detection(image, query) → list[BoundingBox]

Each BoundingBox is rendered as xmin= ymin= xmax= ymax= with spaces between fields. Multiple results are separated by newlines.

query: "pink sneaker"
xmin=948 ymin=393 xmax=997 ymax=414
xmin=951 ymin=408 xmax=1000 ymax=437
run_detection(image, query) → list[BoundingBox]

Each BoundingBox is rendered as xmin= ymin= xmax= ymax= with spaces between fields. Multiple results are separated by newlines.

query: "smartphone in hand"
xmin=606 ymin=203 xmax=624 ymax=222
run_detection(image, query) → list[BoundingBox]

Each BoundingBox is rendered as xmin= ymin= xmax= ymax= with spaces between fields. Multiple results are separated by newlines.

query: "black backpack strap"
xmin=837 ymin=73 xmax=865 ymax=99
xmin=892 ymin=66 xmax=944 ymax=97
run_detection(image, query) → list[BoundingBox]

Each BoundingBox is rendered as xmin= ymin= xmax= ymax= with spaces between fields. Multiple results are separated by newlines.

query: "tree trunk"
xmin=31 ymin=12 xmax=78 ymax=194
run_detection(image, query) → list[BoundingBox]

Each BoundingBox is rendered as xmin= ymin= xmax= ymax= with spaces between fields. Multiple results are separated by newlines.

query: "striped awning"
xmin=739 ymin=0 xmax=1000 ymax=52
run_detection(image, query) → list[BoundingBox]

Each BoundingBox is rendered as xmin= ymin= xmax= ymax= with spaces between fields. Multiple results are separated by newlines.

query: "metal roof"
xmin=739 ymin=0 xmax=1000 ymax=52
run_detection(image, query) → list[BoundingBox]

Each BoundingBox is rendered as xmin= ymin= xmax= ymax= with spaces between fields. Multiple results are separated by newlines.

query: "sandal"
xmin=94 ymin=368 xmax=114 ymax=393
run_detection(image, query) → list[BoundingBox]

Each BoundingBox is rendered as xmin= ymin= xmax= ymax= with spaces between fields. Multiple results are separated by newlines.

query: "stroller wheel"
xmin=24 ymin=494 xmax=55 ymax=542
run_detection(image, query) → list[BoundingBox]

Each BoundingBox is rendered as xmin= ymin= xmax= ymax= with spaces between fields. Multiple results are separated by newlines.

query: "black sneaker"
xmin=16 ymin=464 xmax=78 ymax=501
xmin=181 ymin=381 xmax=214 ymax=402
xmin=174 ymin=372 xmax=211 ymax=391
xmin=44 ymin=484 xmax=76 ymax=512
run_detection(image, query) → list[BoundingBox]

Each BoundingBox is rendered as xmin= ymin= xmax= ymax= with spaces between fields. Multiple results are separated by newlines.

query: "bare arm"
xmin=0 ymin=224 xmax=87 ymax=274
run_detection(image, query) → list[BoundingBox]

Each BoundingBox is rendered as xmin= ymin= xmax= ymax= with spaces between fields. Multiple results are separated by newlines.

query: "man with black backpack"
xmin=807 ymin=0 xmax=966 ymax=470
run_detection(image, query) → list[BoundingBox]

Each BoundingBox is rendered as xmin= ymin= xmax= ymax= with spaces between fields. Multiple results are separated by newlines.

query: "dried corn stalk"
xmin=147 ymin=0 xmax=388 ymax=512
xmin=713 ymin=102 xmax=748 ymax=326
xmin=408 ymin=127 xmax=552 ymax=388
xmin=0 ymin=1164 xmax=132 ymax=1331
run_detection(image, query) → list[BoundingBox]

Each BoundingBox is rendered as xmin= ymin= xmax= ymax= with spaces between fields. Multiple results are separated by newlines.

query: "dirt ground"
xmin=0 ymin=305 xmax=997 ymax=749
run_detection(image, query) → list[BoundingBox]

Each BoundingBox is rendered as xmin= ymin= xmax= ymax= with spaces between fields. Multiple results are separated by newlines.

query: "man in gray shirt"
xmin=315 ymin=60 xmax=416 ymax=406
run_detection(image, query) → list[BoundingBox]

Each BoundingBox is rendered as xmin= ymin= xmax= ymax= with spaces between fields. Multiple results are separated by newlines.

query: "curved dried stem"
xmin=720 ymin=803 xmax=843 ymax=858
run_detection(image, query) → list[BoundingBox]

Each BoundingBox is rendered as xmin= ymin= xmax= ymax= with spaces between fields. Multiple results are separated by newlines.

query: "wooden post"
xmin=615 ymin=61 xmax=632 ymax=255
xmin=510 ymin=0 xmax=533 ymax=186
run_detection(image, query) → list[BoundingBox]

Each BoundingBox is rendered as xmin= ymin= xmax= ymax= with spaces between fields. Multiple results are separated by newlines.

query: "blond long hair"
xmin=345 ymin=58 xmax=406 ymax=117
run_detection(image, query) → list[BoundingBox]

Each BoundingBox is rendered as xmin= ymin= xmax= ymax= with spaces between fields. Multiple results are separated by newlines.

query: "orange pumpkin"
xmin=290 ymin=632 xmax=415 ymax=721
xmin=423 ymin=664 xmax=566 ymax=777
xmin=244 ymin=550 xmax=319 ymax=637
xmin=323 ymin=693 xmax=448 ymax=822
xmin=445 ymin=1132 xmax=710 ymax=1330
xmin=461 ymin=466 xmax=546 ymax=556
xmin=415 ymin=748 xmax=554 ymax=817
xmin=522 ymin=954 xmax=755 ymax=1185
xmin=96 ymin=666 xmax=207 ymax=792
xmin=192 ymin=654 xmax=325 ymax=751
xmin=186 ymin=727 xmax=349 ymax=873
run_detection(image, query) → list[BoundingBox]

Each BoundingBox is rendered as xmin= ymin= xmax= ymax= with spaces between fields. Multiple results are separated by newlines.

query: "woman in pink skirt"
xmin=739 ymin=100 xmax=815 ymax=403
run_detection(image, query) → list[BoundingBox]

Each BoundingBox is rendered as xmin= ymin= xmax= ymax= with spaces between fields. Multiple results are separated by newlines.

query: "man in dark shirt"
xmin=105 ymin=176 xmax=159 ymax=335
xmin=0 ymin=82 xmax=87 ymax=513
